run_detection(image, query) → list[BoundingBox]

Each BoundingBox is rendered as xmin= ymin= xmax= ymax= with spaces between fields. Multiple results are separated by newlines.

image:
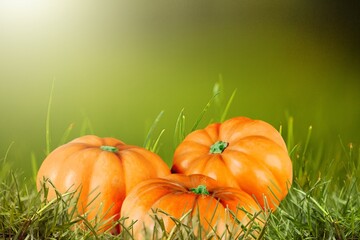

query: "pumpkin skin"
xmin=121 ymin=174 xmax=262 ymax=239
xmin=36 ymin=135 xmax=170 ymax=232
xmin=172 ymin=116 xmax=293 ymax=210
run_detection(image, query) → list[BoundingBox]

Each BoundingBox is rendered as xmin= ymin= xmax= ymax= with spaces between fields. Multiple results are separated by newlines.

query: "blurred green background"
xmin=0 ymin=1 xmax=359 ymax=176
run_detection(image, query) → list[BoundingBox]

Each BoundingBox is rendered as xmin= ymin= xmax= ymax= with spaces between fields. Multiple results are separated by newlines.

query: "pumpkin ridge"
xmin=176 ymin=179 xmax=210 ymax=220
xmin=218 ymin=150 xmax=246 ymax=183
xmin=188 ymin=154 xmax=214 ymax=174
xmin=226 ymin=149 xmax=283 ymax=204
xmin=192 ymin=195 xmax=227 ymax=232
xmin=70 ymin=135 xmax=103 ymax=146
xmin=41 ymin=143 xmax=83 ymax=182
xmin=126 ymin=146 xmax=168 ymax=177
xmin=218 ymin=118 xmax=248 ymax=142
xmin=67 ymin=147 xmax=98 ymax=214
xmin=253 ymin=120 xmax=288 ymax=150
xmin=145 ymin=181 xmax=191 ymax=211
xmin=236 ymin=135 xmax=288 ymax=153
xmin=115 ymin=147 xmax=134 ymax=195
xmin=203 ymin=124 xmax=220 ymax=144
xmin=113 ymin=147 xmax=127 ymax=205
xmin=123 ymin=146 xmax=154 ymax=164
xmin=225 ymin=120 xmax=287 ymax=151
xmin=190 ymin=193 xmax=203 ymax=222
xmin=185 ymin=139 xmax=211 ymax=150
xmin=173 ymin=141 xmax=209 ymax=161
xmin=228 ymin=137 xmax=289 ymax=196
xmin=133 ymin=180 xmax=173 ymax=204
xmin=202 ymin=154 xmax=239 ymax=188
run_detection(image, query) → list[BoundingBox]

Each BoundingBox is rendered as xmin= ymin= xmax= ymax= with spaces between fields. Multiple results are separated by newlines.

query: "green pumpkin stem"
xmin=209 ymin=141 xmax=229 ymax=154
xmin=190 ymin=185 xmax=209 ymax=195
xmin=100 ymin=146 xmax=118 ymax=153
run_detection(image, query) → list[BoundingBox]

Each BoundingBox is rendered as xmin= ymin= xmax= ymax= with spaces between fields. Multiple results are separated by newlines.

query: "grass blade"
xmin=45 ymin=79 xmax=55 ymax=155
xmin=150 ymin=129 xmax=166 ymax=153
xmin=302 ymin=125 xmax=313 ymax=162
xmin=191 ymin=92 xmax=220 ymax=132
xmin=59 ymin=123 xmax=75 ymax=145
xmin=286 ymin=116 xmax=294 ymax=153
xmin=2 ymin=141 xmax=14 ymax=163
xmin=174 ymin=108 xmax=186 ymax=147
xmin=31 ymin=152 xmax=38 ymax=183
xmin=144 ymin=110 xmax=165 ymax=150
xmin=220 ymin=88 xmax=237 ymax=122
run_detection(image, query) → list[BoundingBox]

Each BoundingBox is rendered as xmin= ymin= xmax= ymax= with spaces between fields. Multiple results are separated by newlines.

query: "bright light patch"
xmin=0 ymin=0 xmax=51 ymax=24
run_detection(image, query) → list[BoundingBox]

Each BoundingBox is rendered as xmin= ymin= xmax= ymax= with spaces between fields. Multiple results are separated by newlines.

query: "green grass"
xmin=1 ymin=81 xmax=359 ymax=239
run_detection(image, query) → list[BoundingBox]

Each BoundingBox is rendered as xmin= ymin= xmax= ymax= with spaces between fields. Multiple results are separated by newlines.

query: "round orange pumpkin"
xmin=172 ymin=116 xmax=293 ymax=210
xmin=121 ymin=174 xmax=263 ymax=239
xmin=36 ymin=135 xmax=170 ymax=232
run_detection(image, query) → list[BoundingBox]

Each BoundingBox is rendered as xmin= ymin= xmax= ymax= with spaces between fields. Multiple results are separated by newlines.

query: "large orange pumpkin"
xmin=121 ymin=174 xmax=263 ymax=239
xmin=172 ymin=116 xmax=293 ymax=210
xmin=36 ymin=135 xmax=170 ymax=232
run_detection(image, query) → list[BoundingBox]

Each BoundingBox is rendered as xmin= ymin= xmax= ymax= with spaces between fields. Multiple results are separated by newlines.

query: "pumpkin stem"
xmin=190 ymin=185 xmax=209 ymax=195
xmin=209 ymin=141 xmax=228 ymax=154
xmin=100 ymin=146 xmax=118 ymax=152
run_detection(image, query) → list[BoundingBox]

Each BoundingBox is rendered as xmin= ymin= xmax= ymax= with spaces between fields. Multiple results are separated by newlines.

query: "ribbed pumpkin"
xmin=172 ymin=116 xmax=293 ymax=210
xmin=36 ymin=135 xmax=170 ymax=232
xmin=121 ymin=174 xmax=263 ymax=239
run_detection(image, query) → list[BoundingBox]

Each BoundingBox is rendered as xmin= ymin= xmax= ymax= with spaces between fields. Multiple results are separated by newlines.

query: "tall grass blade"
xmin=59 ymin=123 xmax=75 ymax=145
xmin=2 ymin=141 xmax=14 ymax=163
xmin=174 ymin=108 xmax=186 ymax=147
xmin=191 ymin=92 xmax=220 ymax=132
xmin=302 ymin=125 xmax=313 ymax=161
xmin=77 ymin=215 xmax=99 ymax=239
xmin=143 ymin=110 xmax=164 ymax=150
xmin=286 ymin=116 xmax=294 ymax=153
xmin=220 ymin=88 xmax=237 ymax=122
xmin=45 ymin=79 xmax=55 ymax=155
xmin=31 ymin=152 xmax=38 ymax=183
xmin=150 ymin=129 xmax=166 ymax=153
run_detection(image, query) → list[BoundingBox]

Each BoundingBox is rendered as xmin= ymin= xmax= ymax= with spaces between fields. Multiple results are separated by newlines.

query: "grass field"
xmin=1 ymin=82 xmax=359 ymax=239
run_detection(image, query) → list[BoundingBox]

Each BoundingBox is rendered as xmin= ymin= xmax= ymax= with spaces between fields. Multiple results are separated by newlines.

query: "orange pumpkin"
xmin=121 ymin=174 xmax=263 ymax=239
xmin=172 ymin=116 xmax=293 ymax=210
xmin=36 ymin=135 xmax=170 ymax=232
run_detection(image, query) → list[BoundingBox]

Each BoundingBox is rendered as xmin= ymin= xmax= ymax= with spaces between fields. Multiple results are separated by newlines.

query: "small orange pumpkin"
xmin=172 ymin=116 xmax=293 ymax=210
xmin=121 ymin=174 xmax=263 ymax=239
xmin=36 ymin=135 xmax=170 ymax=232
